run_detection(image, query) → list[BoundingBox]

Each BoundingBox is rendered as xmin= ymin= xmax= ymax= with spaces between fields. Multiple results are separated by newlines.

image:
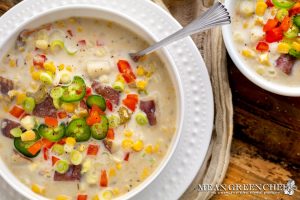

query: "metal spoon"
xmin=129 ymin=1 xmax=231 ymax=61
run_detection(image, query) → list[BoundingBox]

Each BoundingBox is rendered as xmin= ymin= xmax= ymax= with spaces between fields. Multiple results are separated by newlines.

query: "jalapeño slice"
xmin=66 ymin=118 xmax=91 ymax=142
xmin=38 ymin=124 xmax=66 ymax=142
xmin=91 ymin=115 xmax=109 ymax=140
xmin=86 ymin=95 xmax=106 ymax=111
xmin=14 ymin=130 xmax=41 ymax=158
xmin=60 ymin=76 xmax=86 ymax=103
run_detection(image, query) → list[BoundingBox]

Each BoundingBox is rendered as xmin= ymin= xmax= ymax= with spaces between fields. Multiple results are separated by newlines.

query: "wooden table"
xmin=1 ymin=0 xmax=299 ymax=199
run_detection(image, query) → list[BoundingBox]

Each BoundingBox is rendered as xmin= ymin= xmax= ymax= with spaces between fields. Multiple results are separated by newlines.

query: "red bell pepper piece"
xmin=124 ymin=152 xmax=130 ymax=161
xmin=106 ymin=100 xmax=113 ymax=111
xmin=100 ymin=170 xmax=108 ymax=187
xmin=27 ymin=140 xmax=43 ymax=156
xmin=57 ymin=111 xmax=68 ymax=119
xmin=263 ymin=18 xmax=279 ymax=32
xmin=265 ymin=27 xmax=283 ymax=43
xmin=117 ymin=60 xmax=136 ymax=83
xmin=45 ymin=116 xmax=58 ymax=127
xmin=106 ymin=129 xmax=115 ymax=140
xmin=77 ymin=195 xmax=88 ymax=200
xmin=41 ymin=138 xmax=55 ymax=149
xmin=256 ymin=41 xmax=269 ymax=52
xmin=52 ymin=156 xmax=60 ymax=166
xmin=86 ymin=105 xmax=102 ymax=126
xmin=289 ymin=2 xmax=300 ymax=16
xmin=265 ymin=0 xmax=273 ymax=7
xmin=9 ymin=106 xmax=24 ymax=118
xmin=33 ymin=54 xmax=47 ymax=68
xmin=122 ymin=94 xmax=139 ymax=111
xmin=43 ymin=148 xmax=49 ymax=160
xmin=280 ymin=16 xmax=291 ymax=32
xmin=87 ymin=144 xmax=99 ymax=156
xmin=85 ymin=87 xmax=92 ymax=99
xmin=57 ymin=138 xmax=67 ymax=145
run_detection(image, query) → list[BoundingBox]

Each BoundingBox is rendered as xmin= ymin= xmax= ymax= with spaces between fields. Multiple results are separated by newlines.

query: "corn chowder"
xmin=232 ymin=0 xmax=300 ymax=86
xmin=0 ymin=18 xmax=178 ymax=200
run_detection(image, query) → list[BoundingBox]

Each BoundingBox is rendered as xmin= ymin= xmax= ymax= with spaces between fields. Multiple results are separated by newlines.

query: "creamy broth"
xmin=0 ymin=18 xmax=177 ymax=200
xmin=232 ymin=0 xmax=300 ymax=86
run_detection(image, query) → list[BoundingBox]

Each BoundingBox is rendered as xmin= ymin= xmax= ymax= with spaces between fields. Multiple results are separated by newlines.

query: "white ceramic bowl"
xmin=0 ymin=5 xmax=184 ymax=200
xmin=223 ymin=0 xmax=300 ymax=96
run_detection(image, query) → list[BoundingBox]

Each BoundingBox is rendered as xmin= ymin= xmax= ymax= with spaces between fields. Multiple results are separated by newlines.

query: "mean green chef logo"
xmin=197 ymin=179 xmax=297 ymax=196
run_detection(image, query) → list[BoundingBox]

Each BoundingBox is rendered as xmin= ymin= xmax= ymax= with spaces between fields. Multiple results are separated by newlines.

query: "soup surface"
xmin=232 ymin=0 xmax=300 ymax=86
xmin=0 ymin=18 xmax=177 ymax=200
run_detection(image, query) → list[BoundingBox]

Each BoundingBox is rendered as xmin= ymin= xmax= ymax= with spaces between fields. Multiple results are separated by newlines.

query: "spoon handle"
xmin=130 ymin=1 xmax=230 ymax=61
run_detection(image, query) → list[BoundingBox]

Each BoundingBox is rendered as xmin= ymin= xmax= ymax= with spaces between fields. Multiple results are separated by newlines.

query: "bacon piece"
xmin=0 ymin=76 xmax=14 ymax=95
xmin=140 ymin=100 xmax=157 ymax=126
xmin=1 ymin=119 xmax=20 ymax=138
xmin=54 ymin=165 xmax=82 ymax=181
xmin=275 ymin=54 xmax=296 ymax=75
xmin=33 ymin=96 xmax=57 ymax=118
xmin=92 ymin=81 xmax=120 ymax=105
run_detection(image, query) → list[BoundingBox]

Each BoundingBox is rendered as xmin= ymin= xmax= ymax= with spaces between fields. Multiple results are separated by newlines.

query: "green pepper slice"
xmin=273 ymin=0 xmax=296 ymax=9
xmin=14 ymin=130 xmax=41 ymax=158
xmin=284 ymin=25 xmax=299 ymax=38
xmin=60 ymin=76 xmax=86 ymax=103
xmin=86 ymin=95 xmax=106 ymax=111
xmin=66 ymin=118 xmax=91 ymax=142
xmin=38 ymin=124 xmax=66 ymax=142
xmin=294 ymin=15 xmax=300 ymax=28
xmin=91 ymin=115 xmax=109 ymax=140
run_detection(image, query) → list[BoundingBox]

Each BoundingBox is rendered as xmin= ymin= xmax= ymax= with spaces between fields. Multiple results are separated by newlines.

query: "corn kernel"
xmin=109 ymin=168 xmax=116 ymax=177
xmin=256 ymin=1 xmax=267 ymax=16
xmin=44 ymin=61 xmax=56 ymax=73
xmin=9 ymin=59 xmax=16 ymax=67
xmin=153 ymin=143 xmax=160 ymax=153
xmin=258 ymin=53 xmax=270 ymax=66
xmin=116 ymin=163 xmax=122 ymax=170
xmin=132 ymin=140 xmax=144 ymax=152
xmin=256 ymin=68 xmax=265 ymax=75
xmin=112 ymin=188 xmax=120 ymax=195
xmin=21 ymin=130 xmax=36 ymax=142
xmin=56 ymin=21 xmax=65 ymax=28
xmin=122 ymin=139 xmax=134 ymax=149
xmin=92 ymin=195 xmax=100 ymax=200
xmin=136 ymin=66 xmax=145 ymax=76
xmin=56 ymin=195 xmax=71 ymax=200
xmin=30 ymin=66 xmax=35 ymax=73
xmin=69 ymin=18 xmax=76 ymax=24
xmin=16 ymin=93 xmax=27 ymax=105
xmin=35 ymin=40 xmax=48 ymax=50
xmin=31 ymin=71 xmax=41 ymax=81
xmin=31 ymin=184 xmax=45 ymax=195
xmin=140 ymin=168 xmax=150 ymax=180
xmin=58 ymin=64 xmax=65 ymax=71
xmin=241 ymin=49 xmax=255 ymax=58
xmin=124 ymin=130 xmax=133 ymax=137
xmin=61 ymin=103 xmax=76 ymax=113
xmin=243 ymin=22 xmax=248 ymax=29
xmin=66 ymin=66 xmax=73 ymax=72
xmin=277 ymin=42 xmax=291 ymax=54
xmin=66 ymin=137 xmax=76 ymax=146
xmin=255 ymin=17 xmax=264 ymax=26
xmin=116 ymin=74 xmax=125 ymax=83
xmin=292 ymin=42 xmax=300 ymax=52
xmin=145 ymin=145 xmax=153 ymax=154
xmin=77 ymin=26 xmax=83 ymax=32
xmin=78 ymin=144 xmax=86 ymax=152
xmin=136 ymin=80 xmax=148 ymax=91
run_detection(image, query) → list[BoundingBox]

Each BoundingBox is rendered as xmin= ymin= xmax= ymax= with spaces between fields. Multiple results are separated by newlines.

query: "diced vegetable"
xmin=61 ymin=76 xmax=86 ymax=103
xmin=108 ymin=115 xmax=120 ymax=128
xmin=55 ymin=160 xmax=70 ymax=174
xmin=23 ymin=97 xmax=36 ymax=113
xmin=86 ymin=105 xmax=103 ymax=126
xmin=87 ymin=144 xmax=99 ymax=155
xmin=77 ymin=194 xmax=88 ymax=200
xmin=33 ymin=54 xmax=47 ymax=68
xmin=86 ymin=95 xmax=106 ymax=111
xmin=106 ymin=128 xmax=114 ymax=140
xmin=39 ymin=124 xmax=65 ymax=142
xmin=61 ymin=103 xmax=75 ymax=113
xmin=10 ymin=127 xmax=22 ymax=137
xmin=256 ymin=1 xmax=268 ymax=16
xmin=135 ymin=112 xmax=149 ymax=126
xmin=276 ymin=9 xmax=289 ymax=21
xmin=70 ymin=150 xmax=83 ymax=165
xmin=43 ymin=148 xmax=49 ymax=160
xmin=112 ymin=81 xmax=125 ymax=92
xmin=51 ymin=87 xmax=64 ymax=99
xmin=117 ymin=60 xmax=136 ymax=83
xmin=290 ymin=2 xmax=300 ymax=16
xmin=132 ymin=140 xmax=144 ymax=152
xmin=58 ymin=111 xmax=68 ymax=119
xmin=263 ymin=19 xmax=279 ymax=32
xmin=9 ymin=105 xmax=24 ymax=118
xmin=52 ymin=144 xmax=65 ymax=155
xmin=21 ymin=130 xmax=36 ymax=142
xmin=122 ymin=94 xmax=138 ymax=111
xmin=289 ymin=48 xmax=300 ymax=58
xmin=293 ymin=15 xmax=300 ymax=27
xmin=66 ymin=137 xmax=76 ymax=146
xmin=44 ymin=61 xmax=57 ymax=73
xmin=91 ymin=116 xmax=109 ymax=140
xmin=279 ymin=16 xmax=291 ymax=31
xmin=266 ymin=27 xmax=283 ymax=43
xmin=102 ymin=190 xmax=113 ymax=200
xmin=45 ymin=116 xmax=58 ymax=127
xmin=278 ymin=42 xmax=291 ymax=53
xmin=100 ymin=170 xmax=108 ymax=187
xmin=273 ymin=0 xmax=295 ymax=9
xmin=50 ymin=40 xmax=77 ymax=55
xmin=284 ymin=25 xmax=299 ymax=38
xmin=40 ymin=72 xmax=53 ymax=85
xmin=31 ymin=183 xmax=45 ymax=195
xmin=118 ymin=106 xmax=131 ymax=124
xmin=66 ymin=118 xmax=91 ymax=142
xmin=52 ymin=156 xmax=60 ymax=166
xmin=106 ymin=100 xmax=113 ymax=111
xmin=20 ymin=115 xmax=36 ymax=130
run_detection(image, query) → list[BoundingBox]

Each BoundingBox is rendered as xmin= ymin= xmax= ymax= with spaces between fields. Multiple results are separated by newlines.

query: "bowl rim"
xmin=0 ymin=4 xmax=184 ymax=200
xmin=222 ymin=0 xmax=300 ymax=97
